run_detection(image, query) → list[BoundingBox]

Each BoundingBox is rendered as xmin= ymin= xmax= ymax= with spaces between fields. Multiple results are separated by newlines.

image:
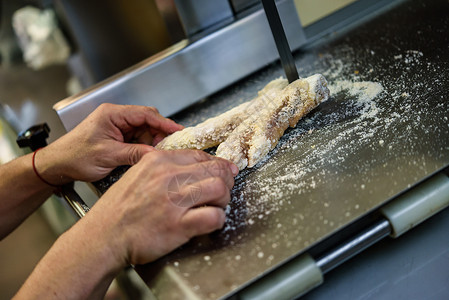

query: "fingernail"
xmin=229 ymin=163 xmax=239 ymax=176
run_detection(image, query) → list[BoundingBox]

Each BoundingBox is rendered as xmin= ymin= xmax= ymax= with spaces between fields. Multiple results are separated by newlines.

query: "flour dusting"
xmin=222 ymin=78 xmax=385 ymax=235
xmin=218 ymin=40 xmax=449 ymax=238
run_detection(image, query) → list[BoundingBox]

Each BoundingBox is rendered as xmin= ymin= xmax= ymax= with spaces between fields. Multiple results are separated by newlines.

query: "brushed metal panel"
xmin=53 ymin=0 xmax=305 ymax=132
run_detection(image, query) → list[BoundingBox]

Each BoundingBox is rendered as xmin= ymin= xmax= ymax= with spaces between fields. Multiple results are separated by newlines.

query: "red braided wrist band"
xmin=32 ymin=148 xmax=61 ymax=188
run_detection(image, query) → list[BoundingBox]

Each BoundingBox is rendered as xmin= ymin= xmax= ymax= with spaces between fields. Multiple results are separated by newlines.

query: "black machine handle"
xmin=17 ymin=123 xmax=51 ymax=151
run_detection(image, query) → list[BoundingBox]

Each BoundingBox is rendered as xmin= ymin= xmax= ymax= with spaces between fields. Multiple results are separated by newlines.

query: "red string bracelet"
xmin=32 ymin=148 xmax=61 ymax=189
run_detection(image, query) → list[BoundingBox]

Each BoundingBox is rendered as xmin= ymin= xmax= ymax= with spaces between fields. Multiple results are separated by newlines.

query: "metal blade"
xmin=261 ymin=0 xmax=299 ymax=83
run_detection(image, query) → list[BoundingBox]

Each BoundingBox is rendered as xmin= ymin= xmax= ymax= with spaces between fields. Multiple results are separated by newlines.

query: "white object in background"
xmin=12 ymin=6 xmax=70 ymax=70
xmin=0 ymin=127 xmax=19 ymax=163
xmin=0 ymin=113 xmax=23 ymax=164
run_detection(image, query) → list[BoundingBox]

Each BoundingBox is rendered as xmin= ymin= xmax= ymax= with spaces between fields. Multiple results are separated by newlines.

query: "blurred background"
xmin=0 ymin=0 xmax=181 ymax=298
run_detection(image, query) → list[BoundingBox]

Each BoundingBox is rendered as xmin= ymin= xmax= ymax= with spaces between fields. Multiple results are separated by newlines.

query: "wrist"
xmin=16 ymin=212 xmax=126 ymax=299
xmin=57 ymin=211 xmax=127 ymax=285
xmin=34 ymin=145 xmax=73 ymax=186
xmin=72 ymin=207 xmax=129 ymax=272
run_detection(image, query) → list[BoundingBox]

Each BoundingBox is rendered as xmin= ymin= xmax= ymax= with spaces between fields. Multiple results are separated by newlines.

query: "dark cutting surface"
xmin=132 ymin=0 xmax=449 ymax=298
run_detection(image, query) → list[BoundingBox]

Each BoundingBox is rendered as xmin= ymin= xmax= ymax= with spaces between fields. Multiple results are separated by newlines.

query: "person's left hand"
xmin=35 ymin=103 xmax=184 ymax=184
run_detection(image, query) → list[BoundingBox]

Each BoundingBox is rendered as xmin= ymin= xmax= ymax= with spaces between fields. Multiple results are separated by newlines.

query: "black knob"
xmin=17 ymin=123 xmax=50 ymax=151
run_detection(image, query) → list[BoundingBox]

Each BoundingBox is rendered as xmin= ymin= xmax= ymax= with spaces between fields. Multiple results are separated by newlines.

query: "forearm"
xmin=13 ymin=149 xmax=236 ymax=299
xmin=0 ymin=153 xmax=54 ymax=239
xmin=14 ymin=211 xmax=125 ymax=299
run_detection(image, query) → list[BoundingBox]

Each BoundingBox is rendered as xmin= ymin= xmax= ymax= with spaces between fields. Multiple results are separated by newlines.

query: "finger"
xmin=193 ymin=177 xmax=231 ymax=208
xmin=181 ymin=206 xmax=226 ymax=238
xmin=193 ymin=153 xmax=239 ymax=177
xmin=108 ymin=104 xmax=184 ymax=135
xmin=167 ymin=175 xmax=230 ymax=208
xmin=156 ymin=149 xmax=214 ymax=165
xmin=112 ymin=143 xmax=155 ymax=165
xmin=190 ymin=160 xmax=235 ymax=189
xmin=148 ymin=106 xmax=159 ymax=114
xmin=163 ymin=150 xmax=239 ymax=176
xmin=138 ymin=106 xmax=184 ymax=134
xmin=151 ymin=131 xmax=169 ymax=146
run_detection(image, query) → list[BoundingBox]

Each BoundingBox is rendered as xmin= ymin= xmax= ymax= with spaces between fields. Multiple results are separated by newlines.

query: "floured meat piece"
xmin=156 ymin=74 xmax=329 ymax=170
xmin=155 ymin=78 xmax=288 ymax=150
xmin=216 ymin=74 xmax=329 ymax=169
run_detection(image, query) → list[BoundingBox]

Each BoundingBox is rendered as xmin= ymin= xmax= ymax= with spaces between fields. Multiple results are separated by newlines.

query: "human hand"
xmin=82 ymin=149 xmax=238 ymax=266
xmin=35 ymin=103 xmax=183 ymax=184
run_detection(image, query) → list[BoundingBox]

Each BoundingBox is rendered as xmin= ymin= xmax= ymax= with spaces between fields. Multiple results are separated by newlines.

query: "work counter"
xmin=131 ymin=0 xmax=449 ymax=299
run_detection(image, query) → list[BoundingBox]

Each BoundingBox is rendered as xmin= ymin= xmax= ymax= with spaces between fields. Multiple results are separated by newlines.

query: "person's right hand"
xmin=78 ymin=149 xmax=238 ymax=267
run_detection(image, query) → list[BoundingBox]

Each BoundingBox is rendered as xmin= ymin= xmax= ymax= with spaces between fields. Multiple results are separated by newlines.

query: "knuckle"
xmin=149 ymin=149 xmax=164 ymax=160
xmin=203 ymin=160 xmax=228 ymax=177
xmin=127 ymin=147 xmax=141 ymax=165
xmin=192 ymin=149 xmax=210 ymax=161
xmin=148 ymin=106 xmax=159 ymax=113
xmin=209 ymin=209 xmax=225 ymax=229
xmin=210 ymin=177 xmax=228 ymax=197
xmin=140 ymin=152 xmax=153 ymax=163
xmin=196 ymin=209 xmax=224 ymax=234
xmin=97 ymin=103 xmax=113 ymax=112
xmin=209 ymin=161 xmax=234 ymax=186
xmin=140 ymin=151 xmax=160 ymax=166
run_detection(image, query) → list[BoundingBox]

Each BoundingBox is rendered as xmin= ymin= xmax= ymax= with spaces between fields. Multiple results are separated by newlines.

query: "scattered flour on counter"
xmin=222 ymin=78 xmax=386 ymax=234
xmin=403 ymin=50 xmax=424 ymax=64
xmin=208 ymin=44 xmax=445 ymax=239
xmin=329 ymin=81 xmax=383 ymax=102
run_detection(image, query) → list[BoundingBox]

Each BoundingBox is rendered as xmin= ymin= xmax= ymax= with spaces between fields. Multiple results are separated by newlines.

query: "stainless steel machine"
xmin=52 ymin=0 xmax=449 ymax=299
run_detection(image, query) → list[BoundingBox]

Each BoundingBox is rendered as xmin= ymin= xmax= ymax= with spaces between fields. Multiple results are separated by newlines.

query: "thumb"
xmin=115 ymin=143 xmax=155 ymax=165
